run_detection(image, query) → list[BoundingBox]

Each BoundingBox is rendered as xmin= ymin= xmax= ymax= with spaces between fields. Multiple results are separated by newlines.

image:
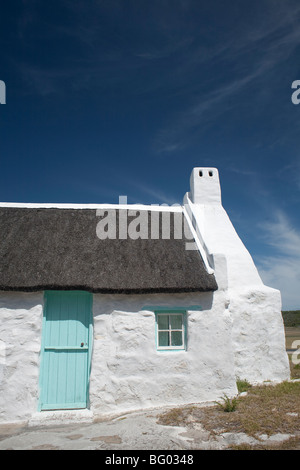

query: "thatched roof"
xmin=0 ymin=207 xmax=217 ymax=294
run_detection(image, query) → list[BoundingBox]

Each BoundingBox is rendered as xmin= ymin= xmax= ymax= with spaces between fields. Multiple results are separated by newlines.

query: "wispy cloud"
xmin=126 ymin=180 xmax=179 ymax=205
xmin=259 ymin=211 xmax=300 ymax=257
xmin=229 ymin=167 xmax=258 ymax=177
xmin=154 ymin=60 xmax=275 ymax=152
xmin=135 ymin=36 xmax=193 ymax=61
xmin=13 ymin=0 xmax=300 ymax=157
xmin=256 ymin=210 xmax=300 ymax=309
xmin=153 ymin=2 xmax=300 ymax=153
xmin=279 ymin=160 xmax=300 ymax=192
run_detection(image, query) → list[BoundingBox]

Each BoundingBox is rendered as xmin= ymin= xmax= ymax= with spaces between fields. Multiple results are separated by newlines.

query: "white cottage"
xmin=0 ymin=167 xmax=290 ymax=425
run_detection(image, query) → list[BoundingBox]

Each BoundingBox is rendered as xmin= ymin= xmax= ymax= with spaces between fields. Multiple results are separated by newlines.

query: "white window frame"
xmin=156 ymin=312 xmax=186 ymax=351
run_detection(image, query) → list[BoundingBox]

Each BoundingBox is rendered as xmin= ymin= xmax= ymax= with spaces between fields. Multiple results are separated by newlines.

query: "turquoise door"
xmin=39 ymin=291 xmax=93 ymax=411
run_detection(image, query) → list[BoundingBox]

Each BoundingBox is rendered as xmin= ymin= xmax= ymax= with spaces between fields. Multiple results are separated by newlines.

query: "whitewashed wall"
xmin=185 ymin=167 xmax=290 ymax=385
xmin=0 ymin=169 xmax=291 ymax=424
xmin=0 ymin=292 xmax=43 ymax=424
xmin=230 ymin=285 xmax=290 ymax=383
xmin=0 ymin=286 xmax=290 ymax=425
xmin=89 ymin=290 xmax=237 ymax=417
xmin=0 ymin=289 xmax=239 ymax=424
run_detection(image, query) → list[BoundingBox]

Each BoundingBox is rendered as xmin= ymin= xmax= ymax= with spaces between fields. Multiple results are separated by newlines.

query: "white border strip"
xmin=0 ymin=202 xmax=183 ymax=212
xmin=183 ymin=199 xmax=214 ymax=274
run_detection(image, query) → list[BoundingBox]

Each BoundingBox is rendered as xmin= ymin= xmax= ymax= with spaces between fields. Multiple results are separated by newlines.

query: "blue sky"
xmin=1 ymin=0 xmax=300 ymax=309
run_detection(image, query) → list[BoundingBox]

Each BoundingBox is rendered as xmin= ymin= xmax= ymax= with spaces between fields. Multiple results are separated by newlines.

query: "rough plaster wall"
xmin=0 ymin=292 xmax=43 ymax=423
xmin=185 ymin=197 xmax=290 ymax=385
xmin=188 ymin=202 xmax=264 ymax=289
xmin=0 ymin=286 xmax=290 ymax=425
xmin=229 ymin=286 xmax=290 ymax=384
xmin=0 ymin=290 xmax=237 ymax=424
xmin=89 ymin=291 xmax=238 ymax=417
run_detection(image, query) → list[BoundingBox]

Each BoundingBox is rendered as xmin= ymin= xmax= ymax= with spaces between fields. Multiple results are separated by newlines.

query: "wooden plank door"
xmin=39 ymin=291 xmax=93 ymax=411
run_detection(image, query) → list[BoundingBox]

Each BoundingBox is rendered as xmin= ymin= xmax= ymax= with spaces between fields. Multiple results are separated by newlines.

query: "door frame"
xmin=38 ymin=290 xmax=93 ymax=411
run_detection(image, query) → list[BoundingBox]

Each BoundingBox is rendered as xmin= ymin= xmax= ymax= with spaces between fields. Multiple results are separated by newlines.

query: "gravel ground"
xmin=0 ymin=405 xmax=297 ymax=451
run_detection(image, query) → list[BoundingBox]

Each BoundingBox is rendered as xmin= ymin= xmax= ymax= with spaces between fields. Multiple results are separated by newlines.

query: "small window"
xmin=208 ymin=170 xmax=213 ymax=177
xmin=156 ymin=313 xmax=186 ymax=350
xmin=199 ymin=170 xmax=203 ymax=177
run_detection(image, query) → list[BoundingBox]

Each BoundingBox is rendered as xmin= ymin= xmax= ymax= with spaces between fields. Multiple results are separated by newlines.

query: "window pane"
xmin=157 ymin=314 xmax=169 ymax=330
xmin=158 ymin=331 xmax=169 ymax=347
xmin=171 ymin=330 xmax=183 ymax=347
xmin=170 ymin=314 xmax=182 ymax=330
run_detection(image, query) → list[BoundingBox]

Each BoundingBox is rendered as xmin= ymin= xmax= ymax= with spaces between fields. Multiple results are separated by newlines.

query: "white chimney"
xmin=189 ymin=167 xmax=222 ymax=205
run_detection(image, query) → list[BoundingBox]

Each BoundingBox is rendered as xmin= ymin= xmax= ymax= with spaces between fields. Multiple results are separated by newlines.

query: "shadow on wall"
xmin=0 ymin=291 xmax=44 ymax=310
xmin=92 ymin=291 xmax=215 ymax=316
xmin=0 ymin=290 xmax=215 ymax=319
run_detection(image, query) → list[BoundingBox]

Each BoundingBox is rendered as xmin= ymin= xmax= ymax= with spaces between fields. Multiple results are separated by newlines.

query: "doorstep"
xmin=28 ymin=409 xmax=94 ymax=427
